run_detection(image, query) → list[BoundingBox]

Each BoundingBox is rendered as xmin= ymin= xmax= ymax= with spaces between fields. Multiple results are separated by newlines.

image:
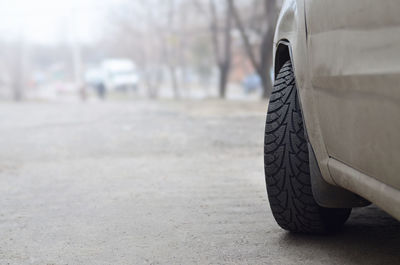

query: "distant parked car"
xmin=264 ymin=0 xmax=400 ymax=234
xmin=242 ymin=74 xmax=261 ymax=94
xmin=101 ymin=59 xmax=139 ymax=92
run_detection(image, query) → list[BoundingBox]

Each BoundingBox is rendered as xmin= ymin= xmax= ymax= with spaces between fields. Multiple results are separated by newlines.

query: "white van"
xmin=101 ymin=59 xmax=139 ymax=92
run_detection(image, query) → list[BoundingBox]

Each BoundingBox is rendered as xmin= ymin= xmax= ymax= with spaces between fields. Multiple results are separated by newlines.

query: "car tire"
xmin=264 ymin=60 xmax=351 ymax=234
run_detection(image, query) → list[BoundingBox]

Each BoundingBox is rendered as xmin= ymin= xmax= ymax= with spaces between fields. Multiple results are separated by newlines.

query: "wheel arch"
xmin=274 ymin=40 xmax=291 ymax=79
xmin=273 ymin=39 xmax=370 ymax=208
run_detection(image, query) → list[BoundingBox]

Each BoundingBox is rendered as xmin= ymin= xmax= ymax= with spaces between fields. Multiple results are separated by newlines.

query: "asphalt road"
xmin=0 ymin=99 xmax=399 ymax=265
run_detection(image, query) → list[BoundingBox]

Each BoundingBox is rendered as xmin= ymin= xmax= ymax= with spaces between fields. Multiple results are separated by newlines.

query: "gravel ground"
xmin=0 ymin=99 xmax=399 ymax=265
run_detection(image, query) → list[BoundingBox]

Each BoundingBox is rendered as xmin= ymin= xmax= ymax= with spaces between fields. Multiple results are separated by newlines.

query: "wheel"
xmin=264 ymin=60 xmax=351 ymax=234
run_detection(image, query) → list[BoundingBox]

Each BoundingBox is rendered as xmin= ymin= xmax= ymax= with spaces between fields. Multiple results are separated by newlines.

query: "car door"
xmin=305 ymin=0 xmax=400 ymax=189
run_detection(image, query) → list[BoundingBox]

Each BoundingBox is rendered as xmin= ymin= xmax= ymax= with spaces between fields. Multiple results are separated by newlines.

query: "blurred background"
xmin=0 ymin=0 xmax=282 ymax=102
xmin=0 ymin=2 xmax=294 ymax=262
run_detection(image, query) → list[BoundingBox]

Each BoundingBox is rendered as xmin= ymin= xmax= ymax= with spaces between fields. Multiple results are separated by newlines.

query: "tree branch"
xmin=228 ymin=0 xmax=260 ymax=72
xmin=209 ymin=0 xmax=221 ymax=65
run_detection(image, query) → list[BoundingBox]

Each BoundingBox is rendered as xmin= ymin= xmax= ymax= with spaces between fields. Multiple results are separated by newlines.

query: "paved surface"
xmin=0 ymin=99 xmax=399 ymax=265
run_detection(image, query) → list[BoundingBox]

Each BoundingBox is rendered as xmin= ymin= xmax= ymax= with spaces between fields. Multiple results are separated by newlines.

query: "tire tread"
xmin=264 ymin=61 xmax=351 ymax=234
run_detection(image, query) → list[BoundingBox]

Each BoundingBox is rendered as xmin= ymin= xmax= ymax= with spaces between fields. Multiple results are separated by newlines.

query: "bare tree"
xmin=164 ymin=0 xmax=180 ymax=98
xmin=106 ymin=0 xmax=165 ymax=98
xmin=107 ymin=0 xmax=234 ymax=99
xmin=176 ymin=1 xmax=191 ymax=97
xmin=107 ymin=0 xmax=192 ymax=99
xmin=10 ymin=37 xmax=25 ymax=101
xmin=228 ymin=0 xmax=279 ymax=98
xmin=209 ymin=0 xmax=233 ymax=98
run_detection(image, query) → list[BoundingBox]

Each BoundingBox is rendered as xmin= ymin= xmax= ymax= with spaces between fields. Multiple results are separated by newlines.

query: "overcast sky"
xmin=0 ymin=0 xmax=123 ymax=44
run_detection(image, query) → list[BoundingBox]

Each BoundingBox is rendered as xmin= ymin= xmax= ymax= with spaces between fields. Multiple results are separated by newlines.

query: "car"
xmin=101 ymin=59 xmax=140 ymax=92
xmin=264 ymin=0 xmax=400 ymax=234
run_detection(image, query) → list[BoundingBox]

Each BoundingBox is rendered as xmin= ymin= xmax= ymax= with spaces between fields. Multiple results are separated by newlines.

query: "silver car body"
xmin=274 ymin=0 xmax=400 ymax=220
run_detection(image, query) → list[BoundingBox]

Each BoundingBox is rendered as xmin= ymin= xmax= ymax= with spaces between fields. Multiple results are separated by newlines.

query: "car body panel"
xmin=274 ymin=0 xmax=400 ymax=218
xmin=306 ymin=0 xmax=400 ymax=190
xmin=329 ymin=158 xmax=400 ymax=220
